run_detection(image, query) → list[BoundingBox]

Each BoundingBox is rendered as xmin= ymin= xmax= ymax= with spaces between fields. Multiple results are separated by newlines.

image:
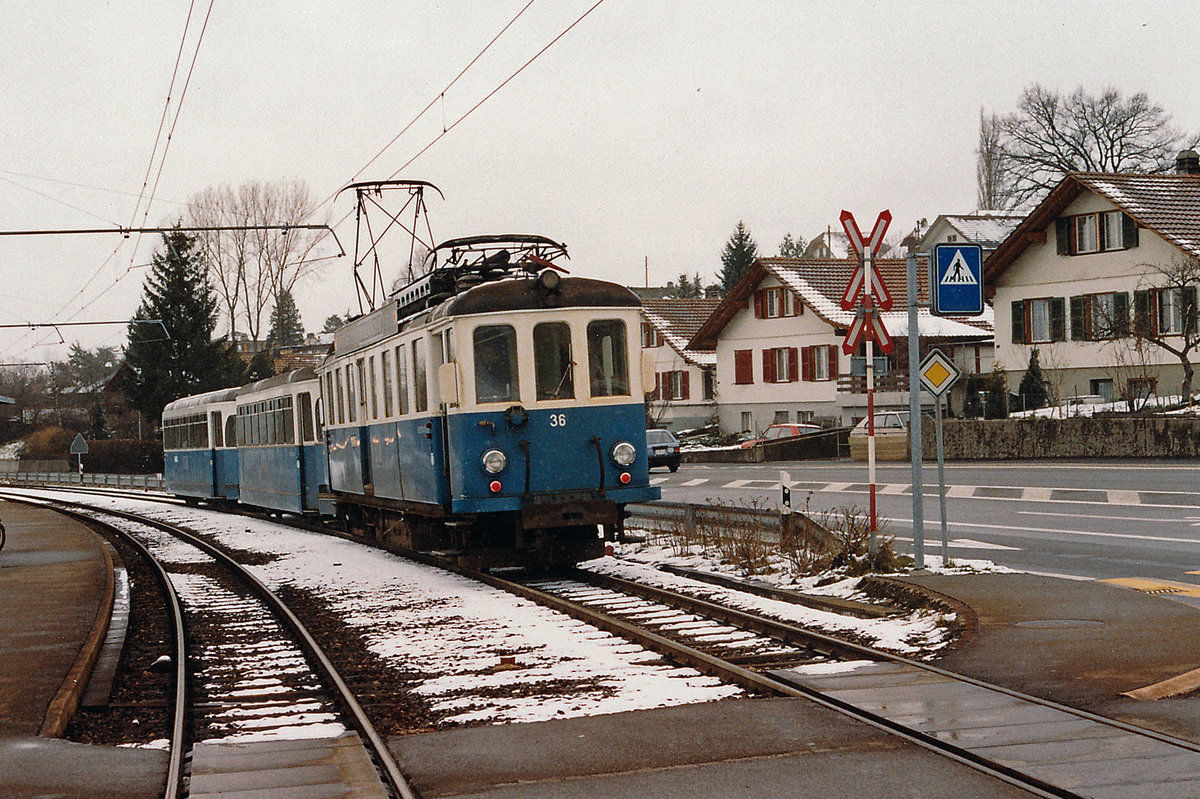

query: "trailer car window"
xmin=587 ymin=319 xmax=630 ymax=397
xmin=225 ymin=415 xmax=237 ymax=447
xmin=299 ymin=392 xmax=314 ymax=442
xmin=534 ymin=322 xmax=574 ymax=400
xmin=474 ymin=325 xmax=518 ymax=404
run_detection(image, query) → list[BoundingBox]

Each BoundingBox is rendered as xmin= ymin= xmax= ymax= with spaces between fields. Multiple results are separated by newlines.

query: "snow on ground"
xmin=15 ymin=488 xmax=1013 ymax=730
xmin=597 ymin=533 xmax=1012 ymax=654
xmin=25 ymin=490 xmax=742 ymax=727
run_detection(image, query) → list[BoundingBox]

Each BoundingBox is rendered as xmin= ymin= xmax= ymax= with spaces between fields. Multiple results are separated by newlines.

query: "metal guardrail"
xmin=626 ymin=500 xmax=836 ymax=550
xmin=0 ymin=471 xmax=164 ymax=490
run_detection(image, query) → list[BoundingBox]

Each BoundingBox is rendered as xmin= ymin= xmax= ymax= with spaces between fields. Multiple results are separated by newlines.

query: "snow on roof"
xmin=938 ymin=213 xmax=1023 ymax=249
xmin=768 ymin=259 xmax=993 ymax=337
xmin=642 ymin=298 xmax=720 ymax=366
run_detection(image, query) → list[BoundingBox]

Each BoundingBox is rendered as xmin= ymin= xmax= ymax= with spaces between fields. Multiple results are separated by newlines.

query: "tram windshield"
xmin=474 ymin=325 xmax=518 ymax=403
xmin=587 ymin=319 xmax=630 ymax=397
xmin=534 ymin=322 xmax=574 ymax=400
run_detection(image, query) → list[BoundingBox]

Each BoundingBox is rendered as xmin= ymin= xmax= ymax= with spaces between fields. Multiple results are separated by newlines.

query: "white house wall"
xmin=645 ymin=340 xmax=715 ymax=431
xmin=714 ymin=276 xmax=843 ymax=433
xmin=993 ymin=191 xmax=1189 ymax=395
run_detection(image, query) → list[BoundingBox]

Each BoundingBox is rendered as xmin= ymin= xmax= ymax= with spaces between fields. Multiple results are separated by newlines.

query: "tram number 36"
xmin=548 ymin=413 xmax=567 ymax=427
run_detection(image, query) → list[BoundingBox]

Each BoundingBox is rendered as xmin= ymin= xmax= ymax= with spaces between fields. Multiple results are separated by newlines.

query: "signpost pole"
xmin=864 ymin=253 xmax=877 ymax=554
xmin=936 ymin=393 xmax=949 ymax=565
xmin=906 ymin=252 xmax=925 ymax=570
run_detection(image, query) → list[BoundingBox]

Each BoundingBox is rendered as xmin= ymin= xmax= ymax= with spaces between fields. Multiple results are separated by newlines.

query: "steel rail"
xmin=459 ymin=567 xmax=1078 ymax=799
xmin=1 ymin=492 xmax=417 ymax=799
xmin=578 ymin=567 xmax=1200 ymax=754
xmin=0 ymin=493 xmax=188 ymax=799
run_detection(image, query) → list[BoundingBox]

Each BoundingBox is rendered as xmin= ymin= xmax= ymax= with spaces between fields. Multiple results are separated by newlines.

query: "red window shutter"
xmin=794 ymin=293 xmax=803 ymax=315
xmin=801 ymin=346 xmax=814 ymax=382
xmin=753 ymin=290 xmax=766 ymax=318
xmin=787 ymin=348 xmax=799 ymax=382
xmin=680 ymin=371 xmax=690 ymax=400
xmin=734 ymin=349 xmax=753 ymax=384
xmin=827 ymin=345 xmax=838 ymax=381
xmin=762 ymin=349 xmax=774 ymax=383
xmin=653 ymin=372 xmax=661 ymax=400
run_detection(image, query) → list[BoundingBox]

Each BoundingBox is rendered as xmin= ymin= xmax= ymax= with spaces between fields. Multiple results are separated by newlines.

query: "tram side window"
xmin=368 ymin=356 xmax=379 ymax=420
xmin=534 ymin=321 xmax=574 ymax=400
xmin=413 ymin=341 xmax=428 ymax=413
xmin=396 ymin=345 xmax=410 ymax=415
xmin=474 ymin=325 xmax=518 ymax=404
xmin=282 ymin=396 xmax=295 ymax=445
xmin=299 ymin=392 xmax=315 ymax=442
xmin=381 ymin=350 xmax=393 ymax=417
xmin=347 ymin=365 xmax=357 ymax=423
xmin=211 ymin=411 xmax=223 ymax=448
xmin=587 ymin=319 xmax=630 ymax=397
xmin=225 ymin=415 xmax=237 ymax=448
xmin=356 ymin=359 xmax=368 ymax=421
xmin=334 ymin=372 xmax=345 ymax=425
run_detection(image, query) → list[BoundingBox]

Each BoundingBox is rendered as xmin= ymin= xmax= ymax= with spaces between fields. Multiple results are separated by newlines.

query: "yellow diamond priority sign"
xmin=918 ymin=349 xmax=961 ymax=398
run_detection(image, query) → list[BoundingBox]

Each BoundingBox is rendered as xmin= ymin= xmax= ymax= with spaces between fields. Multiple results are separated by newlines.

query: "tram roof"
xmin=433 ymin=276 xmax=640 ymax=319
xmin=237 ymin=366 xmax=318 ymax=398
xmin=162 ymin=385 xmax=240 ymax=414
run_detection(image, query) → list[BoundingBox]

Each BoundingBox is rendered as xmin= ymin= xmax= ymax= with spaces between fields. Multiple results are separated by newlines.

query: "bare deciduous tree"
xmin=1132 ymin=255 xmax=1200 ymax=402
xmin=187 ymin=179 xmax=329 ymax=343
xmin=983 ymin=85 xmax=1200 ymax=209
xmin=976 ymin=108 xmax=1011 ymax=211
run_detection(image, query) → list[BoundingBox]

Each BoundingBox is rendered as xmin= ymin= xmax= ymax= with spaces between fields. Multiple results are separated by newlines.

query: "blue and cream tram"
xmin=235 ymin=367 xmax=330 ymax=515
xmin=318 ymin=235 xmax=661 ymax=568
xmin=162 ymin=386 xmax=240 ymax=502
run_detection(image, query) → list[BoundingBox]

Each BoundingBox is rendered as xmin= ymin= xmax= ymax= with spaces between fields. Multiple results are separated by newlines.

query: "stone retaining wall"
xmin=924 ymin=416 xmax=1200 ymax=459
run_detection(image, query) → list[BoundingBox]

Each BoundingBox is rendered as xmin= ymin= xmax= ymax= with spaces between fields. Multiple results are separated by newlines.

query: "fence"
xmin=626 ymin=500 xmax=835 ymax=550
xmin=0 ymin=471 xmax=164 ymax=490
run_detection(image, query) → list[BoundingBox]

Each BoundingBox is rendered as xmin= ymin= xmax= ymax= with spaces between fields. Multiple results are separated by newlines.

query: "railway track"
xmin=0 ymin=492 xmax=416 ymax=799
xmin=15 ymin=483 xmax=1200 ymax=795
xmin=493 ymin=567 xmax=1200 ymax=799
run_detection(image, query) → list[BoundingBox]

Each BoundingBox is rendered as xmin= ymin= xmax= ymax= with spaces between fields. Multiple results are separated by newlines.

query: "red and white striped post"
xmin=839 ymin=210 xmax=893 ymax=550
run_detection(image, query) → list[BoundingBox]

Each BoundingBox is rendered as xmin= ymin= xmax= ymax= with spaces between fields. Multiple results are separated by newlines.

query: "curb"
xmin=38 ymin=526 xmax=115 ymax=738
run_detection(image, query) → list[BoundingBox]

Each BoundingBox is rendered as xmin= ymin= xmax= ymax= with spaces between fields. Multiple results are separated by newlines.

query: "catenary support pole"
xmin=907 ymin=252 xmax=924 ymax=569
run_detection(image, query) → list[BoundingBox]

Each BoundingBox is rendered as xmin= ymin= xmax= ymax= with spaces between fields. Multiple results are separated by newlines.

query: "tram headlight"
xmin=481 ymin=449 xmax=508 ymax=475
xmin=610 ymin=441 xmax=636 ymax=467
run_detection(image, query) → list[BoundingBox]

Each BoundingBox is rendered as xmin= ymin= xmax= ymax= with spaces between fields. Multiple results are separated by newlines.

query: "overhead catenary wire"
xmin=0 ymin=1 xmax=214 ymax=363
xmin=3 ymin=1 xmax=608 ymax=362
xmin=307 ymin=0 xmax=610 ymax=256
xmin=127 ymin=0 xmax=217 ymax=273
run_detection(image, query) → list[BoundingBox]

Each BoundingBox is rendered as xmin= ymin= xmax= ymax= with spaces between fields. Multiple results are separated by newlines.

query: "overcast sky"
xmin=2 ymin=1 xmax=1197 ymax=363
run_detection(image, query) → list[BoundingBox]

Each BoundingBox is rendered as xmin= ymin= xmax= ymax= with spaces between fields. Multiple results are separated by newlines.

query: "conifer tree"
xmin=267 ymin=289 xmax=305 ymax=346
xmin=1018 ymin=348 xmax=1050 ymax=410
xmin=719 ymin=221 xmax=758 ymax=293
xmin=123 ymin=230 xmax=245 ymax=423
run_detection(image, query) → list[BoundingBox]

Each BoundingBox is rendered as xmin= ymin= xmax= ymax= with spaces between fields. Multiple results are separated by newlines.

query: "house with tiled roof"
xmin=689 ymin=257 xmax=992 ymax=433
xmin=920 ymin=212 xmax=1023 ymax=255
xmin=641 ymin=297 xmax=720 ymax=431
xmin=985 ymin=154 xmax=1200 ymax=405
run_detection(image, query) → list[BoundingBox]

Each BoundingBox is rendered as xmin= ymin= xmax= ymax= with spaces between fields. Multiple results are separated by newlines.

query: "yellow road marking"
xmin=1101 ymin=577 xmax=1200 ymax=597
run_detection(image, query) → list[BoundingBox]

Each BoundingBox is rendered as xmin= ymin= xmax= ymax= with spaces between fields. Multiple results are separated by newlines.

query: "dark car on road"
xmin=646 ymin=428 xmax=681 ymax=472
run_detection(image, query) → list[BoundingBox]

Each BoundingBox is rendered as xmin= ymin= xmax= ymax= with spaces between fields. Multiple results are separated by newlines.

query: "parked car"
xmin=849 ymin=411 xmax=911 ymax=461
xmin=739 ymin=423 xmax=823 ymax=448
xmin=645 ymin=428 xmax=681 ymax=472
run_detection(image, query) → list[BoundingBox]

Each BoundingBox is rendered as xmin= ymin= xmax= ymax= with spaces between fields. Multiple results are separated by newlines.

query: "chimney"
xmin=1176 ymin=150 xmax=1200 ymax=175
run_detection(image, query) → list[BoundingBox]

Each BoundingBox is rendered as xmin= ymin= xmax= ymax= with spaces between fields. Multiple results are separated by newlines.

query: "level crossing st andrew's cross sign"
xmin=839 ymin=210 xmax=894 ymax=355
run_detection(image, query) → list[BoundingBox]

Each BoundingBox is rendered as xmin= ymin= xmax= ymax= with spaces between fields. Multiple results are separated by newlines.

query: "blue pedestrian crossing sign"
xmin=931 ymin=243 xmax=984 ymax=316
